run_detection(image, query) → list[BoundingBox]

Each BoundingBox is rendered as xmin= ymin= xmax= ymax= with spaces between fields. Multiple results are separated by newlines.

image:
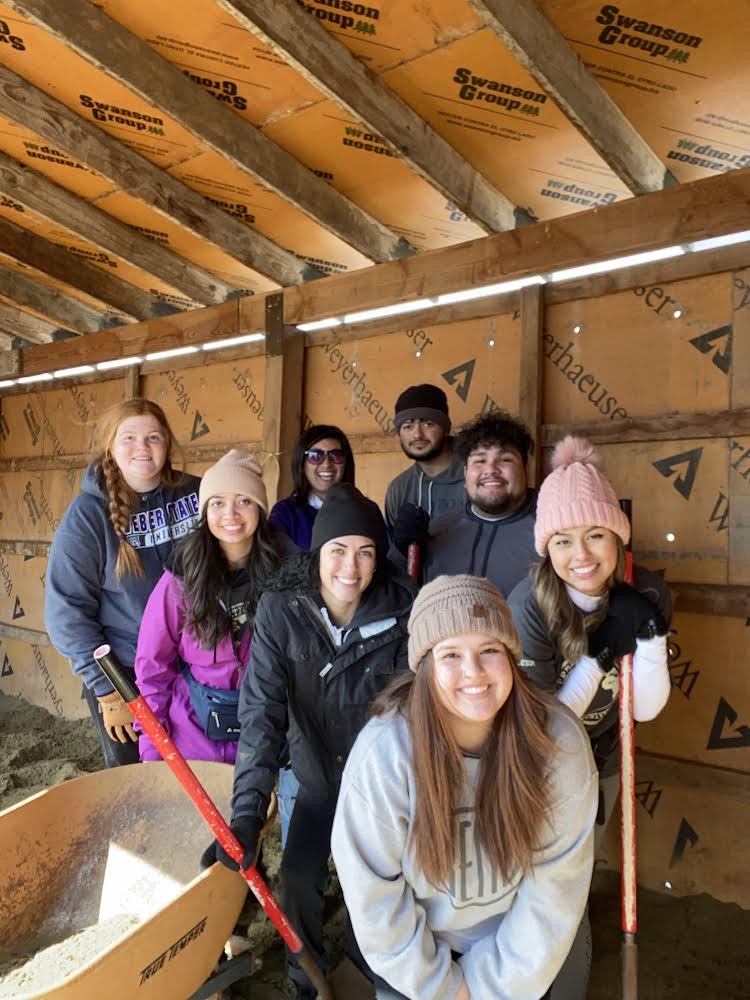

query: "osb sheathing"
xmin=1 ymin=0 xmax=749 ymax=287
xmin=0 ymin=266 xmax=748 ymax=904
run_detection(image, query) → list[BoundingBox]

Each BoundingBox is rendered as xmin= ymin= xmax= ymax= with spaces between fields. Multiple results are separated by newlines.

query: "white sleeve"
xmin=557 ymin=654 xmax=605 ymax=717
xmin=460 ymin=733 xmax=598 ymax=999
xmin=632 ymin=634 xmax=670 ymax=721
xmin=332 ymin=777 xmax=463 ymax=1000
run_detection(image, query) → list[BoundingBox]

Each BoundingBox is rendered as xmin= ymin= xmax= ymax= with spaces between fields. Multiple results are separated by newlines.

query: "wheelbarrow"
xmin=0 ymin=760 xmax=271 ymax=999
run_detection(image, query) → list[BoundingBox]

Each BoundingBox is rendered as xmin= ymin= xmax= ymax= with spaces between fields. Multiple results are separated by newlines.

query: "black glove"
xmin=588 ymin=583 xmax=666 ymax=664
xmin=392 ymin=503 xmax=430 ymax=556
xmin=199 ymin=815 xmax=263 ymax=873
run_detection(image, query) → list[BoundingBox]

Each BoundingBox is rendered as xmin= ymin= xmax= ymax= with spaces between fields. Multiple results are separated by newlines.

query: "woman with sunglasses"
xmin=270 ymin=424 xmax=387 ymax=552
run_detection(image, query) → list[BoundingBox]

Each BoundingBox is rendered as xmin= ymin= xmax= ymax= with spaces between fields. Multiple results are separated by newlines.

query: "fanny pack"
xmin=181 ymin=663 xmax=241 ymax=741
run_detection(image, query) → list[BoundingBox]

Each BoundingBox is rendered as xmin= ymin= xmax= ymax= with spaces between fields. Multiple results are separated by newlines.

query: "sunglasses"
xmin=304 ymin=448 xmax=346 ymax=466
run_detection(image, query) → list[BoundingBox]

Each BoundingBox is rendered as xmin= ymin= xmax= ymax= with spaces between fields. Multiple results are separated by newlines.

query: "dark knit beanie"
xmin=408 ymin=575 xmax=522 ymax=671
xmin=311 ymin=483 xmax=384 ymax=551
xmin=394 ymin=383 xmax=451 ymax=432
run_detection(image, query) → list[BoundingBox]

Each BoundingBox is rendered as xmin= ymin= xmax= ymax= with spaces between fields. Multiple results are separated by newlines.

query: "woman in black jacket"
xmin=210 ymin=483 xmax=415 ymax=999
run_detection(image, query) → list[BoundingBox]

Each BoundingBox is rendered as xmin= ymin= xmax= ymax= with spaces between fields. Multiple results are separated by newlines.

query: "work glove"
xmin=96 ymin=691 xmax=137 ymax=743
xmin=588 ymin=583 xmax=667 ymax=665
xmin=200 ymin=815 xmax=263 ymax=873
xmin=392 ymin=503 xmax=430 ymax=556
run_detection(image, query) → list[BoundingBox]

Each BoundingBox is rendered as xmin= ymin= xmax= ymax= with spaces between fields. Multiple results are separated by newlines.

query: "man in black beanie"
xmin=384 ymin=383 xmax=466 ymax=559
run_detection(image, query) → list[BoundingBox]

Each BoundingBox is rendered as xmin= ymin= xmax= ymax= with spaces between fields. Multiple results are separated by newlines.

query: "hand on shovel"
xmin=97 ymin=690 xmax=137 ymax=743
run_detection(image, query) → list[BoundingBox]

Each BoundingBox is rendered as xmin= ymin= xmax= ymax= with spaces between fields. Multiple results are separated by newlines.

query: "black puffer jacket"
xmin=232 ymin=568 xmax=415 ymax=822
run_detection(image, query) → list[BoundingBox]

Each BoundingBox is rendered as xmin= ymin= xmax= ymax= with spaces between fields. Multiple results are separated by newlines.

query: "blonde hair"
xmin=94 ymin=399 xmax=184 ymax=578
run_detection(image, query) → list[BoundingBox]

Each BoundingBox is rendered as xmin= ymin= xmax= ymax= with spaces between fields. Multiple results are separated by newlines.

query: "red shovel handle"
xmin=407 ymin=542 xmax=421 ymax=583
xmin=93 ymin=645 xmax=334 ymax=1000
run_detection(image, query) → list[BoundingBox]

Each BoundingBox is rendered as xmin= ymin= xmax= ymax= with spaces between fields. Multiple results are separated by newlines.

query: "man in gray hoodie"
xmin=422 ymin=411 xmax=538 ymax=596
xmin=385 ymin=384 xmax=465 ymax=553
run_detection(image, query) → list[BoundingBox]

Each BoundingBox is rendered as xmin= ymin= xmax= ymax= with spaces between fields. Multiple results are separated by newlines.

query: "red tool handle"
xmin=618 ymin=500 xmax=638 ymax=999
xmin=93 ymin=645 xmax=333 ymax=1000
xmin=407 ymin=542 xmax=421 ymax=583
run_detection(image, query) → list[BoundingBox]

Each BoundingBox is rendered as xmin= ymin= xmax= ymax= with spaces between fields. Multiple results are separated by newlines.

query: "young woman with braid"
xmin=45 ymin=399 xmax=200 ymax=767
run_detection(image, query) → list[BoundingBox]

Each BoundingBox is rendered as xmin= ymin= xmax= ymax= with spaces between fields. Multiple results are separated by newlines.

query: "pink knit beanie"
xmin=534 ymin=436 xmax=630 ymax=556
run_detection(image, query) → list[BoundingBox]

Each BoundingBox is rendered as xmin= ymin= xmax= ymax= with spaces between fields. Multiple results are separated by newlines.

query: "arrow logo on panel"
xmin=191 ymin=410 xmax=211 ymax=441
xmin=689 ymin=324 xmax=732 ymax=375
xmin=706 ymin=697 xmax=750 ymax=750
xmin=442 ymin=359 xmax=476 ymax=403
xmin=652 ymin=447 xmax=703 ymax=500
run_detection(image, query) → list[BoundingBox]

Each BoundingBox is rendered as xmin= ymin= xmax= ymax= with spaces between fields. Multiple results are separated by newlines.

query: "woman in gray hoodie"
xmin=332 ymin=575 xmax=597 ymax=1000
xmin=45 ymin=398 xmax=200 ymax=767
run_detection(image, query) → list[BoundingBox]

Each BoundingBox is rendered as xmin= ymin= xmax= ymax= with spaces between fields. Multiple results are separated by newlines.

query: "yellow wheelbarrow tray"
xmin=0 ymin=760 xmax=255 ymax=1000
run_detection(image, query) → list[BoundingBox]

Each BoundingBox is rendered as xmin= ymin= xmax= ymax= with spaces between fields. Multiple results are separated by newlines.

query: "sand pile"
xmin=0 ymin=692 xmax=101 ymax=812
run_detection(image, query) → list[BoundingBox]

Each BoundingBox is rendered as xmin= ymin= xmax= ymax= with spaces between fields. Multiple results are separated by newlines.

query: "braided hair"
xmin=94 ymin=398 xmax=184 ymax=578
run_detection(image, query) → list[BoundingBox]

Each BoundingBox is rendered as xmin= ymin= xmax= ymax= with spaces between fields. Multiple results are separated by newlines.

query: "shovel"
xmin=93 ymin=644 xmax=335 ymax=1000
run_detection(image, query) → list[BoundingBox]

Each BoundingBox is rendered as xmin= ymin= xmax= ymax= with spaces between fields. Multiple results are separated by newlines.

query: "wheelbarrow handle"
xmin=93 ymin=645 xmax=335 ymax=1000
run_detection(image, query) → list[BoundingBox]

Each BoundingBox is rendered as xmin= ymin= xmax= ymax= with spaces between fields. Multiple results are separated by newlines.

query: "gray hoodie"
xmin=332 ymin=706 xmax=596 ymax=1000
xmin=45 ymin=461 xmax=200 ymax=696
xmin=384 ymin=448 xmax=466 ymax=532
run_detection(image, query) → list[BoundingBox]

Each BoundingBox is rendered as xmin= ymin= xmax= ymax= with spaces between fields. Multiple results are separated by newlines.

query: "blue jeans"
xmin=277 ymin=765 xmax=299 ymax=848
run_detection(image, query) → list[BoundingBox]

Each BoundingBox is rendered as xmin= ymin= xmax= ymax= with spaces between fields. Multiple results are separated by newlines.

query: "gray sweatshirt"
xmin=423 ymin=491 xmax=538 ymax=597
xmin=384 ymin=449 xmax=466 ymax=532
xmin=331 ymin=706 xmax=597 ymax=1000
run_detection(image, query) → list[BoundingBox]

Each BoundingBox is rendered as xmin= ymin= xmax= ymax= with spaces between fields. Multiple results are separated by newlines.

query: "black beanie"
xmin=311 ymin=483 xmax=384 ymax=551
xmin=394 ymin=383 xmax=451 ymax=432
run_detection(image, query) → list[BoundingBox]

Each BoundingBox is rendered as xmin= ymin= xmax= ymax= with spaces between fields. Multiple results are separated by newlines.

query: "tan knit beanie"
xmin=407 ymin=575 xmax=522 ymax=672
xmin=198 ymin=449 xmax=268 ymax=514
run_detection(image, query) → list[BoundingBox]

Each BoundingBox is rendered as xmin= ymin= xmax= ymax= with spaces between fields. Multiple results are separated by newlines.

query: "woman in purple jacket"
xmin=135 ymin=450 xmax=285 ymax=763
xmin=269 ymin=424 xmax=387 ymax=551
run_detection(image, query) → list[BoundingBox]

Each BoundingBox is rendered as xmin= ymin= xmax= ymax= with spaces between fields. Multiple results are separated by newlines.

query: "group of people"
xmin=44 ymin=383 xmax=671 ymax=1000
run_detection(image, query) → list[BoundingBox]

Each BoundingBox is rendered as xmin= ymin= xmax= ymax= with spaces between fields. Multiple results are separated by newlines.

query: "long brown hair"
xmin=94 ymin=398 xmax=184 ymax=579
xmin=373 ymin=651 xmax=556 ymax=887
xmin=533 ymin=536 xmax=626 ymax=665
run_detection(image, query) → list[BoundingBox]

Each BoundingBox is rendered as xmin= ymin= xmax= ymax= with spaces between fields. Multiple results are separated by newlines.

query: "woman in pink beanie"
xmin=507 ymin=435 xmax=671 ymax=997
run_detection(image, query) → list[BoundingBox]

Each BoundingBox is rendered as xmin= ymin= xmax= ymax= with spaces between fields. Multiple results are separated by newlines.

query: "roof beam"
xmin=468 ymin=0 xmax=673 ymax=194
xmin=218 ymin=0 xmax=532 ymax=231
xmin=0 ymin=218 xmax=173 ymax=321
xmin=0 ymin=65 xmax=318 ymax=287
xmin=6 ymin=0 xmax=413 ymax=263
xmin=0 ymin=151 xmax=230 ymax=305
xmin=283 ymin=166 xmax=750 ymax=323
xmin=0 ymin=263 xmax=108 ymax=334
xmin=0 ymin=302 xmax=57 ymax=344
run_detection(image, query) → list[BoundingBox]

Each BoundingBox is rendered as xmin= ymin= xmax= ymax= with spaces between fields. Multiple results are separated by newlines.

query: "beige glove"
xmin=97 ymin=691 xmax=137 ymax=743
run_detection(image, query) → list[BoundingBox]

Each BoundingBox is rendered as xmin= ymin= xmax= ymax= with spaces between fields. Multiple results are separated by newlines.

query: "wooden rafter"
xmin=283 ymin=166 xmax=750 ymax=324
xmin=218 ymin=0 xmax=532 ymax=231
xmin=468 ymin=0 xmax=673 ymax=194
xmin=6 ymin=0 xmax=414 ymax=264
xmin=0 ymin=218 xmax=176 ymax=321
xmin=0 ymin=65 xmax=319 ymax=287
xmin=0 ymin=151 xmax=230 ymax=305
xmin=0 ymin=262 xmax=106 ymax=334
xmin=0 ymin=301 xmax=57 ymax=344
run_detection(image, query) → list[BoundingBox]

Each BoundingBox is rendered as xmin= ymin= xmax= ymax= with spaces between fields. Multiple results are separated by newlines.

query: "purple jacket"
xmin=269 ymin=493 xmax=389 ymax=551
xmin=134 ymin=570 xmax=249 ymax=764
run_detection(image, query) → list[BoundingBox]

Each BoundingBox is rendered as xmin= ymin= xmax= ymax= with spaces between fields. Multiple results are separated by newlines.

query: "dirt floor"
xmin=1 ymin=694 xmax=747 ymax=999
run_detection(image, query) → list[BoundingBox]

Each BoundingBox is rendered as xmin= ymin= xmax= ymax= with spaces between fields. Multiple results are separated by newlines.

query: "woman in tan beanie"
xmin=134 ymin=449 xmax=288 ymax=765
xmin=331 ymin=574 xmax=598 ymax=1000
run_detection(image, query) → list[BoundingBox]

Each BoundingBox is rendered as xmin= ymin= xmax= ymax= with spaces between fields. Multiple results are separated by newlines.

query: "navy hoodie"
xmin=45 ymin=461 xmax=200 ymax=696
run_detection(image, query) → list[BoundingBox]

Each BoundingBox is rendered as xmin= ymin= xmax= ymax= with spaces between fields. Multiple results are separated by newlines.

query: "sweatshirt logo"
xmin=126 ymin=492 xmax=199 ymax=549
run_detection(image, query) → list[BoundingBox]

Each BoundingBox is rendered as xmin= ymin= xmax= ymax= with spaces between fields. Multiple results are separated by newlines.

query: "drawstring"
xmin=480 ymin=523 xmax=501 ymax=578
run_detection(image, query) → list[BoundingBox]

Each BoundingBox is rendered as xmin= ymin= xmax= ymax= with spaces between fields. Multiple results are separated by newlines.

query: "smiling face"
xmin=547 ymin=524 xmax=619 ymax=597
xmin=304 ymin=436 xmax=346 ymax=500
xmin=111 ymin=415 xmax=168 ymax=492
xmin=205 ymin=493 xmax=260 ymax=564
xmin=464 ymin=443 xmax=527 ymax=517
xmin=431 ymin=632 xmax=513 ymax=751
xmin=397 ymin=419 xmax=446 ymax=463
xmin=318 ymin=535 xmax=376 ymax=623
